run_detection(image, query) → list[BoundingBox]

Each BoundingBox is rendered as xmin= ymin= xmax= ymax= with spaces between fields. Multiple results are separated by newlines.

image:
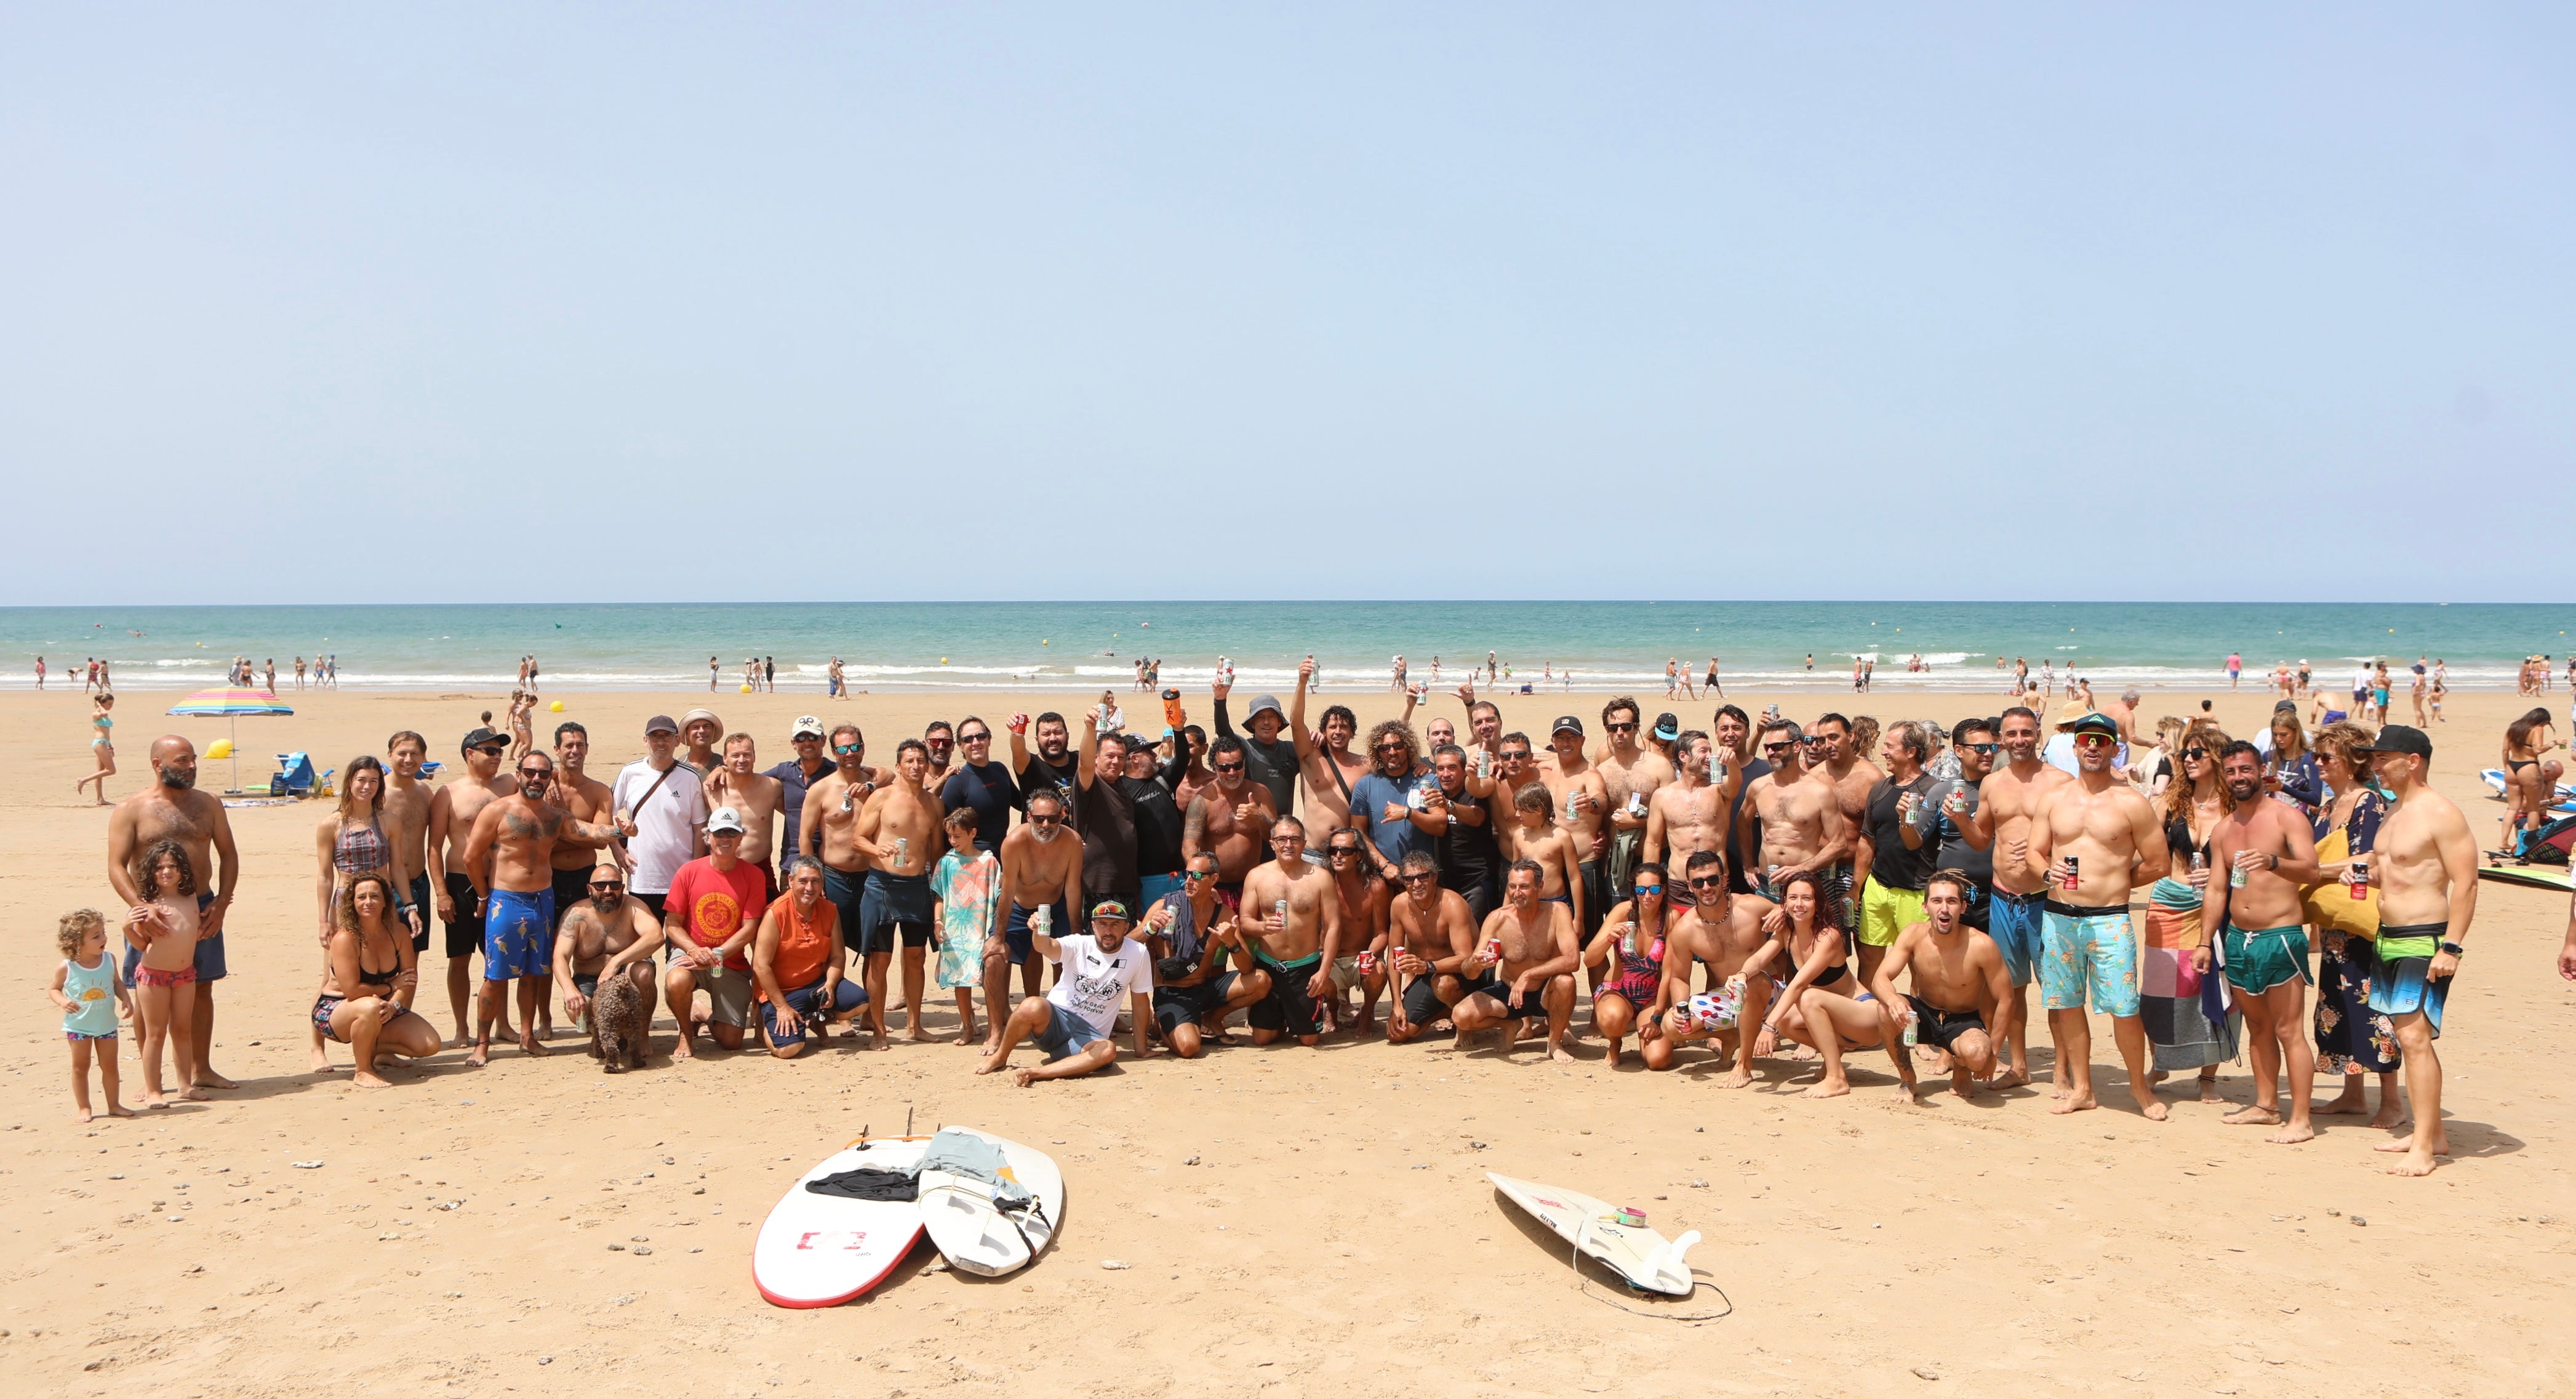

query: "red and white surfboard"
xmin=753 ymin=1134 xmax=934 ymax=1308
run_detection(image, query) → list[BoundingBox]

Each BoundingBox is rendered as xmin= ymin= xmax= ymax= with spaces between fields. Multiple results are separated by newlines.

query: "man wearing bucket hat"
xmin=975 ymin=899 xmax=1154 ymax=1086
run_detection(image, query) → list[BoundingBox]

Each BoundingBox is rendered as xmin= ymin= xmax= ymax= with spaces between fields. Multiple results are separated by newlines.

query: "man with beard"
xmin=1238 ymin=817 xmax=1343 ymax=1048
xmin=764 ymin=717 xmax=839 ymax=868
xmin=992 ymin=787 xmax=1083 ymax=1028
xmin=1806 ymin=713 xmax=1881 ymax=937
xmin=937 ymin=716 xmax=1021 ymax=855
xmin=1453 ymin=686 xmax=1505 ymax=770
xmin=1122 ymin=724 xmax=1196 ymax=913
xmin=1450 ymin=860 xmax=1578 ymax=1062
xmin=1712 ymin=704 xmax=1767 ymax=894
xmin=382 ymin=731 xmax=436 ymax=953
xmin=612 ymin=714 xmax=708 ymax=920
xmin=679 ymin=707 xmax=724 ymax=777
xmin=1645 ymin=729 xmax=1735 ymax=908
xmin=551 ymin=859 xmax=665 ymax=1041
xmin=2023 ymin=712 xmax=2171 ymax=1119
xmin=1321 ymin=827 xmax=1392 ymax=1033
xmin=1594 ymin=697 xmax=1674 ymax=900
xmin=2355 ymin=725 xmax=2477 ymax=1176
xmin=1652 ymin=851 xmax=1778 ymax=1087
xmin=105 ymin=736 xmax=242 ymax=1092
xmin=1539 ymin=716 xmax=1612 ymax=938
xmin=1854 ymin=721 xmax=1940 ymax=993
xmin=855 ymin=739 xmax=944 ymax=1046
xmin=2203 ymin=740 xmax=2323 ymax=1144
xmin=1211 ymin=681 xmax=1300 ymax=819
xmin=1742 ymin=720 xmax=1852 ymax=913
xmin=460 ymin=750 xmax=626 ymax=1064
xmin=1146 ymin=851 xmax=1271 ymax=1057
xmin=1070 ymin=708 xmax=1143 ymax=920
xmin=921 ymin=720 xmax=956 ymax=792
xmin=1349 ymin=720 xmax=1435 ymax=883
xmin=1958 ymin=706 xmax=2070 ymax=1090
xmin=1487 ymin=733 xmax=1546 ymax=863
xmin=976 ymin=899 xmax=1156 ymax=1086
xmin=1182 ymin=736 xmax=1277 ymax=907
xmin=1007 ymin=710 xmax=1081 ymax=817
xmin=1170 ymin=724 xmax=1215 ymax=814
xmin=429 ymin=726 xmax=518 ymax=1046
xmin=704 ymin=732 xmax=786 ymax=894
xmin=799 ymin=723 xmax=892 ymax=980
xmin=1922 ymin=717 xmax=1998 ymax=933
xmin=1386 ymin=849 xmax=1478 ymax=1043
xmin=535 ymin=720 xmax=617 ymax=1041
xmin=1424 ymin=744 xmax=1502 ymax=924
xmin=1290 ymin=659 xmax=1369 ymax=854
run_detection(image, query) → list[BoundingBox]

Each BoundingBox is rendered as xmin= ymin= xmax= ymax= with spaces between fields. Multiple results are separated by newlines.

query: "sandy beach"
xmin=6 ymin=680 xmax=2572 ymax=1397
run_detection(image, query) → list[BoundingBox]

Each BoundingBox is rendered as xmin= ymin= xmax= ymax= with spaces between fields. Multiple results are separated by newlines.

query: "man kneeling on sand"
xmin=1866 ymin=872 xmax=2012 ymax=1104
xmin=977 ymin=900 xmax=1155 ymax=1086
xmin=751 ymin=857 xmax=869 ymax=1060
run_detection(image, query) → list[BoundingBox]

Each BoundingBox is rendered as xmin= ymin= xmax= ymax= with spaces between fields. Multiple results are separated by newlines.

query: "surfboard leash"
xmin=1566 ymin=1222 xmax=1734 ymax=1322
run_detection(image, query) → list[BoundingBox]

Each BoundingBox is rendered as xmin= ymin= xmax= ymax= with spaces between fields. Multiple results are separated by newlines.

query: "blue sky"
xmin=3 ymin=6 xmax=2568 ymax=603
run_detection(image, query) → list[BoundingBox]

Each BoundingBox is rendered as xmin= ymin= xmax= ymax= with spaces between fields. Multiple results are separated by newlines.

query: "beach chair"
xmin=269 ymin=752 xmax=319 ymax=797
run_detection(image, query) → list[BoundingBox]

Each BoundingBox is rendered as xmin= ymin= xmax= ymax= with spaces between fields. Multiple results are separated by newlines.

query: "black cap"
xmin=1551 ymin=715 xmax=1584 ymax=737
xmin=460 ymin=726 xmax=509 ymax=753
xmin=2358 ymin=724 xmax=2433 ymax=760
xmin=1652 ymin=712 xmax=1680 ymax=741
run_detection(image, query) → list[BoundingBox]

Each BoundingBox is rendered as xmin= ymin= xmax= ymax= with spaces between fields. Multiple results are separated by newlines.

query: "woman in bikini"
xmin=2500 ymin=707 xmax=2559 ymax=856
xmin=314 ymin=872 xmax=441 ymax=1086
xmin=1739 ymin=871 xmax=1887 ymax=1099
xmin=76 ymin=691 xmax=116 ymax=804
xmin=2142 ymin=725 xmax=2237 ymax=1101
xmin=1581 ymin=863 xmax=1671 ymax=1070
xmin=125 ymin=840 xmax=209 ymax=1106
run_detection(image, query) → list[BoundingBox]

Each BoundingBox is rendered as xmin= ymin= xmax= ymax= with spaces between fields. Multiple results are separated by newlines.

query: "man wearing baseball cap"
xmin=611 ymin=715 xmax=708 ymax=920
xmin=1543 ymin=714 xmax=1611 ymax=939
xmin=764 ymin=717 xmax=836 ymax=872
xmin=2353 ymin=724 xmax=2477 ymax=1176
xmin=2023 ymin=710 xmax=2169 ymax=1120
xmin=976 ymin=899 xmax=1154 ymax=1086
xmin=660 ymin=805 xmax=767 ymax=1059
xmin=426 ymin=724 xmax=518 ymax=1046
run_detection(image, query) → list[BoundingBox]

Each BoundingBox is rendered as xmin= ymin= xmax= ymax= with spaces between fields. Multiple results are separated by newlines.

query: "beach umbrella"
xmin=167 ymin=687 xmax=294 ymax=792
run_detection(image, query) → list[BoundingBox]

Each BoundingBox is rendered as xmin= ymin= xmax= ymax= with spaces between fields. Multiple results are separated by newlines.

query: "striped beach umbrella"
xmin=167 ymin=688 xmax=295 ymax=792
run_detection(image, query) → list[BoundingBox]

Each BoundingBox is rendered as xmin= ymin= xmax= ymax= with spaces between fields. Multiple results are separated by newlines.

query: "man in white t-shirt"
xmin=975 ymin=899 xmax=1154 ymax=1086
xmin=612 ymin=714 xmax=709 ymax=919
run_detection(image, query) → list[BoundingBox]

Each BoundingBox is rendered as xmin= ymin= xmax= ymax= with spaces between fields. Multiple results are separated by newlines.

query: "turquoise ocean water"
xmin=6 ymin=601 xmax=2567 ymax=694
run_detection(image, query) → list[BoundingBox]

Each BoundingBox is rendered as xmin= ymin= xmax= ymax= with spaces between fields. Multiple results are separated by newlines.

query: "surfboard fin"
xmin=1644 ymin=1230 xmax=1701 ymax=1296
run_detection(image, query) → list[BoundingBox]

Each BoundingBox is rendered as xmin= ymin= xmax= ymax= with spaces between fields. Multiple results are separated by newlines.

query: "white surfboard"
xmin=918 ymin=1132 xmax=1065 ymax=1277
xmin=753 ymin=1134 xmax=934 ymax=1308
xmin=2484 ymin=768 xmax=2576 ymax=806
xmin=1488 ymin=1171 xmax=1699 ymax=1297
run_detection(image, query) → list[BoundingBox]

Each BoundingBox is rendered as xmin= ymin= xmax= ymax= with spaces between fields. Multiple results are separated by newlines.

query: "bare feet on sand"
xmin=2197 ymin=1076 xmax=2226 ymax=1104
xmin=1986 ymin=1067 xmax=2031 ymax=1091
xmin=1804 ymin=1076 xmax=1851 ymax=1099
xmin=1719 ymin=1065 xmax=1754 ymax=1089
xmin=2266 ymin=1120 xmax=2316 ymax=1144
xmin=353 ymin=1069 xmax=393 ymax=1089
xmin=2318 ymin=1089 xmax=2370 ymax=1115
xmin=1548 ymin=1046 xmax=1575 ymax=1064
xmin=2222 ymin=1104 xmax=2282 ymax=1127
xmin=2049 ymin=1091 xmax=2097 ymax=1115
xmin=518 ymin=1032 xmax=549 ymax=1057
xmin=2375 ymin=1132 xmax=2450 ymax=1176
xmin=194 ymin=1068 xmax=236 ymax=1089
xmin=468 ymin=1037 xmax=492 ymax=1067
xmin=1010 ymin=1067 xmax=1039 ymax=1087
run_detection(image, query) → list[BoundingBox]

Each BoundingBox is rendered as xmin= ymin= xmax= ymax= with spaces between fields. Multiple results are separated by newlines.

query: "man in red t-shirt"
xmin=662 ymin=806 xmax=769 ymax=1058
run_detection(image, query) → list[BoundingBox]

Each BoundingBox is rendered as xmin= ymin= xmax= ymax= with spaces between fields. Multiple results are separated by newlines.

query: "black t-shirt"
xmin=1018 ymin=753 xmax=1079 ymax=820
xmin=1865 ymin=774 xmax=1938 ymax=891
xmin=938 ymin=761 xmax=1020 ymax=854
xmin=1214 ymin=697 xmax=1300 ymax=817
xmin=1075 ymin=774 xmax=1141 ymax=899
xmin=1129 ymin=774 xmax=1186 ymax=880
xmin=1434 ymin=789 xmax=1501 ymax=892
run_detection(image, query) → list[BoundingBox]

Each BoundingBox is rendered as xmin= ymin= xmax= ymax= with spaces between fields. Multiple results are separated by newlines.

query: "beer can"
xmin=1482 ymin=936 xmax=1503 ymax=964
xmin=2350 ymin=859 xmax=2369 ymax=900
xmin=2062 ymin=856 xmax=2080 ymax=892
xmin=1274 ymin=899 xmax=1290 ymax=929
xmin=1356 ymin=950 xmax=1377 ymax=975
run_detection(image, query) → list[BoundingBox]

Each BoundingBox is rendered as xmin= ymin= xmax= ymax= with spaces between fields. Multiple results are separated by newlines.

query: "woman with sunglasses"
xmin=1582 ymin=864 xmax=1672 ymax=1069
xmin=2302 ymin=720 xmax=2402 ymax=1126
xmin=2140 ymin=725 xmax=2239 ymax=1100
xmin=1740 ymin=870 xmax=1885 ymax=1097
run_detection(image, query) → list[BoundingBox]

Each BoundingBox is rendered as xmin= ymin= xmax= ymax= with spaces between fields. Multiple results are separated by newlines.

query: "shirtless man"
xmin=1386 ymin=850 xmax=1478 ymax=1043
xmin=1644 ymin=729 xmax=1736 ymax=908
xmin=2355 ymin=726 xmax=2478 ymax=1175
xmin=1454 ymin=686 xmax=1505 ymax=771
xmin=1505 ymin=782 xmax=1588 ymax=934
xmin=1181 ymin=735 xmax=1277 ymax=904
xmin=1594 ymin=697 xmax=1674 ymax=903
xmin=991 ymin=787 xmax=1084 ymax=1034
xmin=382 ymin=731 xmax=436 ymax=955
xmin=1290 ymin=659 xmax=1367 ymax=856
xmin=1487 ymin=734 xmax=1545 ymax=862
xmin=801 ymin=723 xmax=890 ymax=983
xmin=2022 ymin=712 xmax=2171 ymax=1119
xmin=1238 ymin=817 xmax=1342 ymax=1047
xmin=538 ymin=720 xmax=617 ymax=1039
xmin=1866 ymin=872 xmax=2012 ymax=1103
xmin=427 ymin=726 xmax=516 ymax=1046
xmin=2203 ymin=740 xmax=2323 ymax=1144
xmin=1958 ymin=705 xmax=2066 ymax=1089
xmin=1651 ymin=851 xmax=1777 ymax=1086
xmin=551 ymin=860 xmax=665 ymax=1049
xmin=1806 ymin=714 xmax=1881 ymax=939
xmin=1741 ymin=720 xmax=1852 ymax=916
xmin=105 ymin=736 xmax=242 ymax=1092
xmin=460 ymin=751 xmax=625 ymax=1064
xmin=1450 ymin=860 xmax=1578 ymax=1061
xmin=1321 ymin=828 xmax=1391 ymax=1033
xmin=704 ymin=732 xmax=785 ymax=893
xmin=855 ymin=739 xmax=944 ymax=1045
xmin=1538 ymin=716 xmax=1611 ymax=937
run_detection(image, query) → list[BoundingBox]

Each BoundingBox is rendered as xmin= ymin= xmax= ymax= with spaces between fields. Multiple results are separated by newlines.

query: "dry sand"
xmin=4 ymin=681 xmax=2573 ymax=1397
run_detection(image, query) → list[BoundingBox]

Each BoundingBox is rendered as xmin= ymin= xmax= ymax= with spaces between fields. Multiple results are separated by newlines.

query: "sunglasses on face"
xmin=794 ymin=734 xmax=823 ymax=743
xmin=1960 ymin=743 xmax=1998 ymax=755
xmin=1500 ymin=752 xmax=1530 ymax=763
xmin=590 ymin=881 xmax=623 ymax=891
xmin=1634 ymin=883 xmax=1664 ymax=896
xmin=834 ymin=743 xmax=862 ymax=755
xmin=1761 ymin=741 xmax=1795 ymax=754
xmin=1185 ymin=870 xmax=1215 ymax=881
xmin=2182 ymin=747 xmax=2207 ymax=760
xmin=1212 ymin=761 xmax=1246 ymax=773
xmin=927 ymin=738 xmax=951 ymax=747
xmin=1329 ymin=846 xmax=1361 ymax=858
xmin=1271 ymin=833 xmax=1303 ymax=844
xmin=1028 ymin=814 xmax=1061 ymax=826
xmin=1689 ymin=875 xmax=1724 ymax=888
xmin=518 ymin=767 xmax=551 ymax=778
xmin=1604 ymin=721 xmax=1638 ymax=734
xmin=1400 ymin=871 xmax=1436 ymax=885
xmin=2074 ymin=734 xmax=2117 ymax=750
xmin=958 ymin=732 xmax=990 ymax=743
xmin=476 ymin=746 xmax=507 ymax=758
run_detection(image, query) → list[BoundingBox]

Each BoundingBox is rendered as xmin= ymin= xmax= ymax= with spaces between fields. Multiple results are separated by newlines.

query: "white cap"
xmin=706 ymin=806 xmax=747 ymax=836
xmin=790 ymin=715 xmax=826 ymax=739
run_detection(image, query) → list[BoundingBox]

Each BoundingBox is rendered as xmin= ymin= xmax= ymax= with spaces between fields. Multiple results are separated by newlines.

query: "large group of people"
xmin=51 ymin=668 xmax=2565 ymax=1180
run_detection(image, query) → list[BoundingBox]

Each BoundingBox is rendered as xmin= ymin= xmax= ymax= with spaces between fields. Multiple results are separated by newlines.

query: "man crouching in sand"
xmin=977 ymin=900 xmax=1155 ymax=1086
xmin=1450 ymin=860 xmax=1579 ymax=1062
xmin=552 ymin=859 xmax=664 ymax=1067
xmin=1868 ymin=872 xmax=2011 ymax=1104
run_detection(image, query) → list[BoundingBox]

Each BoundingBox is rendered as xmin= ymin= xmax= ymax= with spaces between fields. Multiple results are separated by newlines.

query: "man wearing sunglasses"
xmin=1646 ymin=729 xmax=1735 ymax=908
xmin=460 ymin=751 xmax=627 ymax=1065
xmin=1921 ymin=718 xmax=1998 ymax=935
xmin=1956 ymin=706 xmax=2070 ymax=1091
xmin=1651 ymin=851 xmax=1779 ymax=1086
xmin=801 ymin=723 xmax=892 ymax=970
xmin=1425 ymin=744 xmax=1502 ymax=925
xmin=1321 ymin=829 xmax=1392 ymax=1034
xmin=427 ymin=725 xmax=519 ymax=1048
xmin=1854 ymin=721 xmax=1941 ymax=993
xmin=1742 ymin=720 xmax=1851 ymax=918
xmin=2021 ymin=710 xmax=2171 ymax=1120
xmin=1146 ymin=852 xmax=1270 ymax=1057
xmin=1350 ymin=720 xmax=1435 ymax=884
xmin=764 ymin=717 xmax=837 ymax=868
xmin=1386 ymin=849 xmax=1477 ymax=1043
xmin=935 ymin=717 xmax=1020 ymax=856
xmin=550 ymin=858 xmax=663 ymax=1049
xmin=1486 ymin=734 xmax=1544 ymax=864
xmin=1595 ymin=697 xmax=1673 ymax=907
xmin=1449 ymin=860 xmax=1578 ymax=1062
xmin=920 ymin=721 xmax=956 ymax=791
xmin=1182 ymin=736 xmax=1276 ymax=907
xmin=1209 ymin=681 xmax=1298 ymax=819
xmin=1239 ymin=817 xmax=1342 ymax=1048
xmin=994 ymin=787 xmax=1083 ymax=1011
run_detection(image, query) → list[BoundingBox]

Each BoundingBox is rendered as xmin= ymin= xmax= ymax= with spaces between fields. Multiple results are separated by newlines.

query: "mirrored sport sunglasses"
xmin=2074 ymin=733 xmax=2118 ymax=750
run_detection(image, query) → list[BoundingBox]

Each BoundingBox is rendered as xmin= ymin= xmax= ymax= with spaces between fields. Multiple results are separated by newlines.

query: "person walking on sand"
xmin=77 ymin=692 xmax=116 ymax=804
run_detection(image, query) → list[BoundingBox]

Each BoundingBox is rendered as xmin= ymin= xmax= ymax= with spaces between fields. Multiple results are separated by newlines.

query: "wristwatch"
xmin=2439 ymin=941 xmax=2465 ymax=957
